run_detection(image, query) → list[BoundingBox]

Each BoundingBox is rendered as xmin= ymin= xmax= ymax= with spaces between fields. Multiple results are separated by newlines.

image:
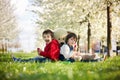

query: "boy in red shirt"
xmin=12 ymin=29 xmax=60 ymax=62
xmin=37 ymin=29 xmax=60 ymax=61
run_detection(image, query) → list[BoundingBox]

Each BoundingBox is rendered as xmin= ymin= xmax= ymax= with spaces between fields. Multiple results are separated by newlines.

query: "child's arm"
xmin=37 ymin=48 xmax=43 ymax=55
xmin=39 ymin=40 xmax=60 ymax=61
xmin=73 ymin=44 xmax=77 ymax=51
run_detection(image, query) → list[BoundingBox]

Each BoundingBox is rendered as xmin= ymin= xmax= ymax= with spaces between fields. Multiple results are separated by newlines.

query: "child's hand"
xmin=73 ymin=44 xmax=77 ymax=51
xmin=37 ymin=48 xmax=42 ymax=55
xmin=71 ymin=51 xmax=78 ymax=58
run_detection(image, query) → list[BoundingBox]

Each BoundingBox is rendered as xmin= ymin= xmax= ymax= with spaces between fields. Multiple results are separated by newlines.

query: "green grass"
xmin=0 ymin=53 xmax=120 ymax=80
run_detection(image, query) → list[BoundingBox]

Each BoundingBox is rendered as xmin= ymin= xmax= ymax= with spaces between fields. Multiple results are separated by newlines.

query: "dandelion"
xmin=23 ymin=67 xmax=26 ymax=72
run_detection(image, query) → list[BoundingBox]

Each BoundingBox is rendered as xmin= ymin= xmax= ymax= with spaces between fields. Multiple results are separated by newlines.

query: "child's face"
xmin=67 ymin=37 xmax=76 ymax=46
xmin=43 ymin=34 xmax=52 ymax=44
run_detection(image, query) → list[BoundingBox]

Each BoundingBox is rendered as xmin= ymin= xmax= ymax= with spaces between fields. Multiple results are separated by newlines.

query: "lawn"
xmin=0 ymin=53 xmax=120 ymax=80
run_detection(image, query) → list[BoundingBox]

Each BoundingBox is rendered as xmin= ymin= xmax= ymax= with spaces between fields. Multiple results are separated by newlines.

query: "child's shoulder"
xmin=52 ymin=39 xmax=59 ymax=44
xmin=61 ymin=44 xmax=69 ymax=48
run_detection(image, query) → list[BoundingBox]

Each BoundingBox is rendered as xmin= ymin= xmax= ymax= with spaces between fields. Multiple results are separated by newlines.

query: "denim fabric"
xmin=13 ymin=56 xmax=51 ymax=63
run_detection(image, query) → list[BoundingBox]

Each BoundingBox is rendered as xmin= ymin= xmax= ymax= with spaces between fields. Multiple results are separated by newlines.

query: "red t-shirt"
xmin=39 ymin=39 xmax=60 ymax=61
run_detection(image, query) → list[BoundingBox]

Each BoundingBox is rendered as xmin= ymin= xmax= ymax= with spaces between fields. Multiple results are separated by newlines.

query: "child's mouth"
xmin=45 ymin=40 xmax=49 ymax=42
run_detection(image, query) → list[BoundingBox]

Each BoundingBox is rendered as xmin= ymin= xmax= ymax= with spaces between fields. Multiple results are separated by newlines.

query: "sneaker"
xmin=11 ymin=54 xmax=20 ymax=62
xmin=12 ymin=56 xmax=17 ymax=61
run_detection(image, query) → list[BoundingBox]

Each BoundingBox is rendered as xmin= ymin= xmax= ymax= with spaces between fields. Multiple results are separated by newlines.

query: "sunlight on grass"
xmin=0 ymin=53 xmax=120 ymax=80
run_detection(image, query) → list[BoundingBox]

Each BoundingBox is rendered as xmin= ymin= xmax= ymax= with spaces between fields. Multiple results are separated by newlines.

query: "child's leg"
xmin=81 ymin=54 xmax=95 ymax=60
xmin=12 ymin=56 xmax=48 ymax=62
xmin=12 ymin=56 xmax=21 ymax=62
xmin=12 ymin=56 xmax=36 ymax=62
xmin=81 ymin=53 xmax=105 ymax=62
xmin=59 ymin=54 xmax=65 ymax=61
xmin=73 ymin=55 xmax=82 ymax=61
xmin=34 ymin=57 xmax=49 ymax=62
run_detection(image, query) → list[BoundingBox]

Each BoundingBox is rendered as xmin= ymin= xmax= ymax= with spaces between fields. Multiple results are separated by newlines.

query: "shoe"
xmin=12 ymin=56 xmax=17 ymax=61
xmin=11 ymin=54 xmax=20 ymax=62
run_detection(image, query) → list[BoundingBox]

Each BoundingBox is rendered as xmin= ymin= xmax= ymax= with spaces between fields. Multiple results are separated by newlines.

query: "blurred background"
xmin=0 ymin=0 xmax=120 ymax=54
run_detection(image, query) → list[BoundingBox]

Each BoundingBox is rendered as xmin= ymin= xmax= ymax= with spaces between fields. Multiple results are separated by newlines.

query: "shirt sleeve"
xmin=60 ymin=45 xmax=73 ymax=59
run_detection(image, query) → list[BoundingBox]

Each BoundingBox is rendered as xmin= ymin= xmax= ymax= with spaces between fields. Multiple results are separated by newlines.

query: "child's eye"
xmin=58 ymin=38 xmax=60 ymax=40
xmin=47 ymin=35 xmax=51 ymax=38
xmin=63 ymin=38 xmax=64 ymax=40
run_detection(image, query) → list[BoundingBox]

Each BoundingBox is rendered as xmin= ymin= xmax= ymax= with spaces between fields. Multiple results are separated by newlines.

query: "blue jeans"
xmin=80 ymin=58 xmax=104 ymax=62
xmin=13 ymin=56 xmax=51 ymax=63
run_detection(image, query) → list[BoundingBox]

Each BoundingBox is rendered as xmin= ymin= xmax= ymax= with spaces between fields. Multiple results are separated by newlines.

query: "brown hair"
xmin=42 ymin=29 xmax=54 ymax=38
xmin=65 ymin=32 xmax=77 ymax=43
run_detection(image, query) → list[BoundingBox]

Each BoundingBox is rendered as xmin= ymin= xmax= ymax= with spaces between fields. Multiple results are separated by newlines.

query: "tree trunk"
xmin=107 ymin=6 xmax=112 ymax=57
xmin=77 ymin=35 xmax=80 ymax=51
xmin=88 ymin=22 xmax=91 ymax=53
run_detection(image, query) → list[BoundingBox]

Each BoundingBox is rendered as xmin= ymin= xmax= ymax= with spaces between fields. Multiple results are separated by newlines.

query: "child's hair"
xmin=65 ymin=32 xmax=77 ymax=43
xmin=42 ymin=29 xmax=54 ymax=38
